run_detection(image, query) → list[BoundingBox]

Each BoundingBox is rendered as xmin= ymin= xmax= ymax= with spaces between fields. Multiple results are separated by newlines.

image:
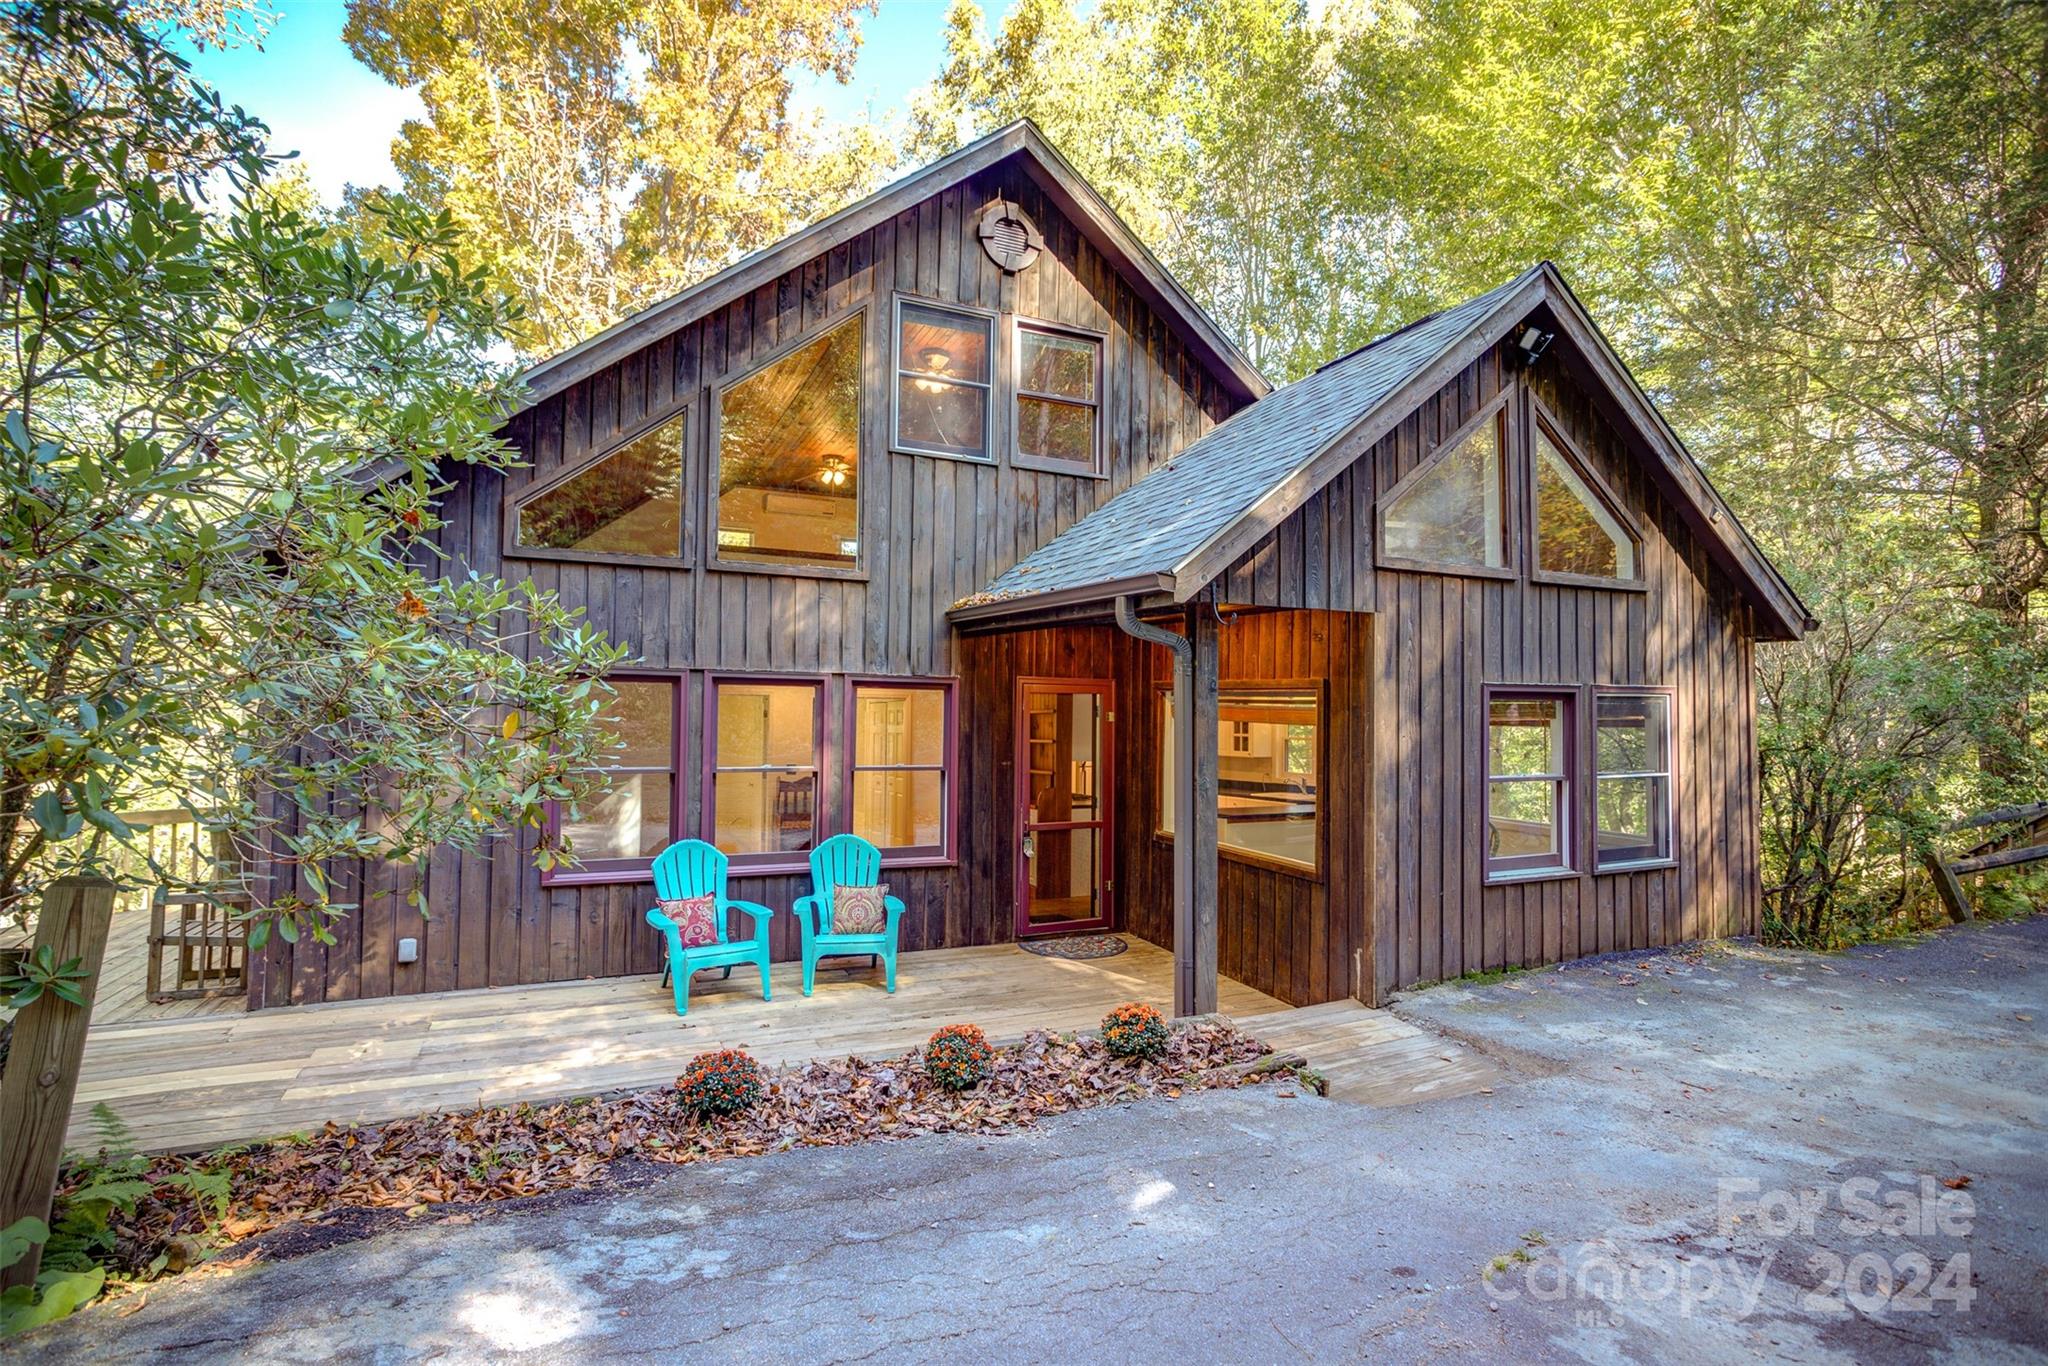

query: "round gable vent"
xmin=978 ymin=199 xmax=1045 ymax=273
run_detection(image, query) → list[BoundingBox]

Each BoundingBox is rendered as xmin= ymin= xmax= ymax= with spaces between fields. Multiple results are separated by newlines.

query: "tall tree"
xmin=344 ymin=0 xmax=896 ymax=355
xmin=907 ymin=0 xmax=1364 ymax=378
xmin=1 ymin=1 xmax=626 ymax=937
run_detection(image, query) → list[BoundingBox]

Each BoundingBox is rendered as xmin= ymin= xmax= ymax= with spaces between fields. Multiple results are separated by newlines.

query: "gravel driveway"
xmin=14 ymin=917 xmax=2045 ymax=1364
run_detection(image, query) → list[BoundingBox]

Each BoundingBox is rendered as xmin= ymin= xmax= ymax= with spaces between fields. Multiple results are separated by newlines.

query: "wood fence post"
xmin=0 ymin=877 xmax=115 ymax=1292
xmin=1922 ymin=853 xmax=1974 ymax=925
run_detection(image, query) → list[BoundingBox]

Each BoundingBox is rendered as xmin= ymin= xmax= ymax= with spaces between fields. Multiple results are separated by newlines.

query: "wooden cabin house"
xmin=247 ymin=122 xmax=1812 ymax=1015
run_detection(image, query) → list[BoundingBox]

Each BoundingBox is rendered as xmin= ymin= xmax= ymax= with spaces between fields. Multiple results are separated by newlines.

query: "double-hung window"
xmin=849 ymin=681 xmax=953 ymax=860
xmin=1485 ymin=690 xmax=1574 ymax=879
xmin=708 ymin=679 xmax=823 ymax=863
xmin=894 ymin=300 xmax=994 ymax=461
xmin=1594 ymin=690 xmax=1673 ymax=867
xmin=1014 ymin=322 xmax=1103 ymax=474
xmin=557 ymin=678 xmax=679 ymax=872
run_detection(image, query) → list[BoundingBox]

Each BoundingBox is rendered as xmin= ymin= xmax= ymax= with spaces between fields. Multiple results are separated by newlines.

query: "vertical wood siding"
xmin=1116 ymin=610 xmax=1373 ymax=1007
xmin=1352 ymin=348 xmax=1760 ymax=1001
xmin=249 ymin=164 xmax=1242 ymax=1007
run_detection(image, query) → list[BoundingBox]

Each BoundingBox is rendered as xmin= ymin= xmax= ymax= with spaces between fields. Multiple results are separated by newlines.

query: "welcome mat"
xmin=1020 ymin=934 xmax=1128 ymax=960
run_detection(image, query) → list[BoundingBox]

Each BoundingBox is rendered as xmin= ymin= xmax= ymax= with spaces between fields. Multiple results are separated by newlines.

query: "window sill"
xmin=706 ymin=559 xmax=868 ymax=583
xmin=1484 ymin=866 xmax=1581 ymax=887
xmin=1012 ymin=453 xmax=1108 ymax=480
xmin=1594 ymin=857 xmax=1677 ymax=875
xmin=1530 ymin=569 xmax=1649 ymax=593
xmin=507 ymin=546 xmax=692 ymax=570
xmin=541 ymin=865 xmax=654 ymax=888
xmin=1377 ymin=555 xmax=1518 ymax=582
xmin=1151 ymin=832 xmax=1322 ymax=882
xmin=891 ymin=445 xmax=995 ymax=466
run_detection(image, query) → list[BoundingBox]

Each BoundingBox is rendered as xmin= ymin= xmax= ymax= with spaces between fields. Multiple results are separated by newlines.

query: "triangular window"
xmin=1382 ymin=411 xmax=1507 ymax=569
xmin=1534 ymin=426 xmax=1636 ymax=580
xmin=515 ymin=411 xmax=685 ymax=557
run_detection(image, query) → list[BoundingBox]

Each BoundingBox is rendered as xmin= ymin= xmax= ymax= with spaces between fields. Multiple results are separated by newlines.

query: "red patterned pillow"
xmin=831 ymin=883 xmax=890 ymax=935
xmin=660 ymin=895 xmax=719 ymax=948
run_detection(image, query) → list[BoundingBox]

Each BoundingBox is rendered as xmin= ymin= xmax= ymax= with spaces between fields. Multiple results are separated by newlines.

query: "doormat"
xmin=1020 ymin=934 xmax=1128 ymax=960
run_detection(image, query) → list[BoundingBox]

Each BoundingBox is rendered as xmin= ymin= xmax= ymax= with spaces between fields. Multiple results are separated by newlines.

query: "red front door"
xmin=1015 ymin=679 xmax=1113 ymax=936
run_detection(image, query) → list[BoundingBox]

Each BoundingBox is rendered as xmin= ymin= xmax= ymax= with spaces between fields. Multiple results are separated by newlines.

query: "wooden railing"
xmin=115 ymin=808 xmax=249 ymax=1000
xmin=1922 ymin=801 xmax=2048 ymax=923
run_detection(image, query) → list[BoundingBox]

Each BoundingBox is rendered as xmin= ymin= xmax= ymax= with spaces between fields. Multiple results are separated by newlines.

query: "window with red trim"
xmin=849 ymin=681 xmax=953 ymax=859
xmin=708 ymin=678 xmax=822 ymax=863
xmin=556 ymin=678 xmax=679 ymax=874
xmin=1486 ymin=690 xmax=1574 ymax=878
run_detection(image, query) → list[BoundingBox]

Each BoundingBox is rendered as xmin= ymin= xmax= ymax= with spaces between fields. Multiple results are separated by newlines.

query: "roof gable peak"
xmin=512 ymin=120 xmax=1267 ymax=416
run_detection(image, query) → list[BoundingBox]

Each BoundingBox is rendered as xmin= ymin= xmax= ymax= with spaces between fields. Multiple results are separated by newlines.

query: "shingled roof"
xmin=952 ymin=263 xmax=1813 ymax=641
xmin=959 ymin=269 xmax=1537 ymax=606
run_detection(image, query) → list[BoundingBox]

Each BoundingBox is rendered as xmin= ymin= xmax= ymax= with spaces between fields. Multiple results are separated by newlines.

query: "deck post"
xmin=0 ymin=877 xmax=115 ymax=1292
xmin=1113 ymin=596 xmax=1219 ymax=1015
xmin=1184 ymin=603 xmax=1220 ymax=1015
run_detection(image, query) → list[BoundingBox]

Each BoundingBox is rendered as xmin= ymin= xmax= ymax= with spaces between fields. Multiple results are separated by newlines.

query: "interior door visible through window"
xmin=1015 ymin=680 xmax=1112 ymax=935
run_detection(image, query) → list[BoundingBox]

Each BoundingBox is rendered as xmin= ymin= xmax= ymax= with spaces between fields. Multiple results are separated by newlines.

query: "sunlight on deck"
xmin=71 ymin=939 xmax=1286 ymax=1153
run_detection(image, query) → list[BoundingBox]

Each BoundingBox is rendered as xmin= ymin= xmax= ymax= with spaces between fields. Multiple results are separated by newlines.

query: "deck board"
xmin=1235 ymin=1000 xmax=1502 ymax=1106
xmin=71 ymin=940 xmax=1285 ymax=1153
xmin=68 ymin=943 xmax=1507 ymax=1155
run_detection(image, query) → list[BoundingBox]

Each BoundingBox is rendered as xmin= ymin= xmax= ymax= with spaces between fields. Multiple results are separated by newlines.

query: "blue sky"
xmin=181 ymin=1 xmax=1009 ymax=206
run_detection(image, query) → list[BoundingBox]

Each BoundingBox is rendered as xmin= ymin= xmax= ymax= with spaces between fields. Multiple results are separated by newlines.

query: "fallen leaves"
xmin=72 ymin=1023 xmax=1275 ymax=1278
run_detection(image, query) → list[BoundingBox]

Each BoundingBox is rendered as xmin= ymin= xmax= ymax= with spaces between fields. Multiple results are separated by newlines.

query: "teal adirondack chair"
xmin=644 ymin=840 xmax=776 ymax=1015
xmin=792 ymin=834 xmax=905 ymax=995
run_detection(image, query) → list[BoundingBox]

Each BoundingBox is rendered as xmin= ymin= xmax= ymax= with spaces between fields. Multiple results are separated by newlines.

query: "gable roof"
xmin=515 ymin=120 xmax=1269 ymax=414
xmin=952 ymin=262 xmax=1814 ymax=641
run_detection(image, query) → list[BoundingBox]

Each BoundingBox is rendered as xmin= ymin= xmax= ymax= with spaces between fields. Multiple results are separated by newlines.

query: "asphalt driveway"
xmin=15 ymin=917 xmax=2046 ymax=1363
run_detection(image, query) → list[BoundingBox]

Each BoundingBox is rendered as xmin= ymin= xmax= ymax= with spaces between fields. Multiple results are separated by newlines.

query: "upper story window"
xmin=1594 ymin=690 xmax=1672 ymax=867
xmin=557 ymin=678 xmax=678 ymax=869
xmin=715 ymin=314 xmax=863 ymax=571
xmin=1160 ymin=686 xmax=1322 ymax=874
xmin=708 ymin=678 xmax=822 ymax=863
xmin=1534 ymin=421 xmax=1639 ymax=582
xmin=514 ymin=411 xmax=686 ymax=559
xmin=1381 ymin=406 xmax=1508 ymax=572
xmin=1486 ymin=690 xmax=1573 ymax=879
xmin=1015 ymin=322 xmax=1103 ymax=474
xmin=849 ymin=680 xmax=954 ymax=859
xmin=894 ymin=299 xmax=993 ymax=461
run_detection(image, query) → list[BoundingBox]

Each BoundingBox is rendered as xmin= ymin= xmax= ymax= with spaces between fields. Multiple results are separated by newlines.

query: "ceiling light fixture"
xmin=912 ymin=346 xmax=953 ymax=392
xmin=818 ymin=454 xmax=851 ymax=489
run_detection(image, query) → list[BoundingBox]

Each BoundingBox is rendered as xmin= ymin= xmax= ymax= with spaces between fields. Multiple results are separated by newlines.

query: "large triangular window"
xmin=514 ymin=411 xmax=686 ymax=558
xmin=1533 ymin=423 xmax=1637 ymax=581
xmin=1381 ymin=410 xmax=1508 ymax=570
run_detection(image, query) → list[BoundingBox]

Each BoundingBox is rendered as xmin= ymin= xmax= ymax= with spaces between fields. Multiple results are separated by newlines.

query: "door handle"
xmin=1022 ymin=832 xmax=1035 ymax=860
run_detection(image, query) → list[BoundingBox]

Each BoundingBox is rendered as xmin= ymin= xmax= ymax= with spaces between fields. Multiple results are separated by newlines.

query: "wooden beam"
xmin=1923 ymin=853 xmax=1975 ymax=924
xmin=0 ymin=877 xmax=115 ymax=1292
xmin=1948 ymin=843 xmax=2048 ymax=877
xmin=1943 ymin=802 xmax=2048 ymax=833
xmin=1185 ymin=603 xmax=1221 ymax=1015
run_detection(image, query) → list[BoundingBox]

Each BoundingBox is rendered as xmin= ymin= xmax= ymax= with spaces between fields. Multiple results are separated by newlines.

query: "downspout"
xmin=1114 ymin=596 xmax=1197 ymax=1015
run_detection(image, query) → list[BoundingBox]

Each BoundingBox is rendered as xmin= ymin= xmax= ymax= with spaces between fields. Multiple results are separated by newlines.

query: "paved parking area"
xmin=19 ymin=917 xmax=2045 ymax=1363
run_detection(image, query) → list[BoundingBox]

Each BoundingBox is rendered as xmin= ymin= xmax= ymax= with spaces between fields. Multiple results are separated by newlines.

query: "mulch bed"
xmin=68 ymin=1021 xmax=1285 ymax=1279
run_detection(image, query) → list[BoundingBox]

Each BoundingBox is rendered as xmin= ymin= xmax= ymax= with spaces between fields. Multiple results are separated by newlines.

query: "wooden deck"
xmin=1237 ymin=1001 xmax=1502 ymax=1106
xmin=2 ymin=906 xmax=245 ymax=1029
xmin=72 ymin=940 xmax=1285 ymax=1153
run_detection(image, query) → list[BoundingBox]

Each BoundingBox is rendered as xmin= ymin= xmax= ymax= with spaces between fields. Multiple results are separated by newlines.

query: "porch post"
xmin=1180 ymin=603 xmax=1220 ymax=1015
xmin=1112 ymin=595 xmax=1219 ymax=1017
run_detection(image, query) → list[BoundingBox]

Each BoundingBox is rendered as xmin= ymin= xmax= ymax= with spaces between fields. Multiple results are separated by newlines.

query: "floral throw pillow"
xmin=660 ymin=894 xmax=719 ymax=949
xmin=831 ymin=883 xmax=890 ymax=935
